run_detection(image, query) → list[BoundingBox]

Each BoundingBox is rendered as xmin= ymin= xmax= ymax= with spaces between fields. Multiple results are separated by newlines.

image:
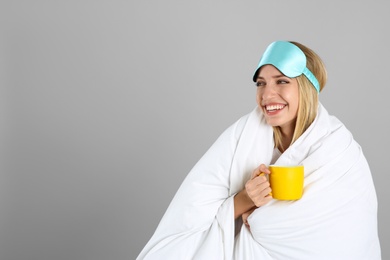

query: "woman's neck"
xmin=277 ymin=120 xmax=296 ymax=152
xmin=278 ymin=129 xmax=294 ymax=153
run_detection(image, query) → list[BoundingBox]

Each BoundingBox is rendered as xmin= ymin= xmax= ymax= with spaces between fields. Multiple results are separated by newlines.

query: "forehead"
xmin=258 ymin=65 xmax=286 ymax=77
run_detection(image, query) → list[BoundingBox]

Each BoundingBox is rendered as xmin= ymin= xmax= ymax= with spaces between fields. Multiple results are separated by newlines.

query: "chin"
xmin=265 ymin=119 xmax=280 ymax=127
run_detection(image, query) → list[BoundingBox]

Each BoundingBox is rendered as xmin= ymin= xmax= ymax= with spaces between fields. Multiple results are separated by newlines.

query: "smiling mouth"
xmin=265 ymin=104 xmax=286 ymax=112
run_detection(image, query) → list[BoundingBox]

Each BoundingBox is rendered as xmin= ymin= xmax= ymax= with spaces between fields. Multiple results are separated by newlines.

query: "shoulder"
xmin=227 ymin=107 xmax=261 ymax=140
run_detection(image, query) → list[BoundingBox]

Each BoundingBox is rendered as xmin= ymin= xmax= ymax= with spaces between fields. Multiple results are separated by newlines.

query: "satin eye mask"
xmin=252 ymin=41 xmax=320 ymax=93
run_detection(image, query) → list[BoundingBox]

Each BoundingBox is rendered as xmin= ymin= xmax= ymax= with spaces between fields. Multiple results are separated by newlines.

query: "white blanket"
xmin=137 ymin=104 xmax=381 ymax=260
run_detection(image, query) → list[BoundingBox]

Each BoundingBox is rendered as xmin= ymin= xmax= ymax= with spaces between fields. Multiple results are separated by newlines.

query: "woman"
xmin=137 ymin=41 xmax=381 ymax=259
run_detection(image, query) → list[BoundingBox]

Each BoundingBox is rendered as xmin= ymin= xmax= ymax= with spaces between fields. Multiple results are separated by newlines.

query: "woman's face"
xmin=255 ymin=65 xmax=299 ymax=135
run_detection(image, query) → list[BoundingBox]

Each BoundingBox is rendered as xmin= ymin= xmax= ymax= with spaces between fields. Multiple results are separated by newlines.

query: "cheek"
xmin=256 ymin=89 xmax=262 ymax=106
xmin=288 ymin=94 xmax=299 ymax=113
xmin=282 ymin=87 xmax=299 ymax=108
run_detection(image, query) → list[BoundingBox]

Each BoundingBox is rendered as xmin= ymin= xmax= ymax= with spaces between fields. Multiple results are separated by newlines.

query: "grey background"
xmin=2 ymin=1 xmax=388 ymax=260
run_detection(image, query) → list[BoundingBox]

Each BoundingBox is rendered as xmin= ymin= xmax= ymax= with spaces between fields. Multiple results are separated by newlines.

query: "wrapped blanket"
xmin=137 ymin=104 xmax=381 ymax=260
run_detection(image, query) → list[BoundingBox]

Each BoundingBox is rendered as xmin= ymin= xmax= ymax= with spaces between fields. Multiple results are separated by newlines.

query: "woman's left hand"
xmin=242 ymin=207 xmax=256 ymax=229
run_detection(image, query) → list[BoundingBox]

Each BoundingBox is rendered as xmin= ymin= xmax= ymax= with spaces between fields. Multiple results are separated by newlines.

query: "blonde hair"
xmin=273 ymin=41 xmax=327 ymax=151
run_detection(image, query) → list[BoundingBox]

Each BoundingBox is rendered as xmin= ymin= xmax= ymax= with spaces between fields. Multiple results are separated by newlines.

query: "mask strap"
xmin=302 ymin=67 xmax=320 ymax=93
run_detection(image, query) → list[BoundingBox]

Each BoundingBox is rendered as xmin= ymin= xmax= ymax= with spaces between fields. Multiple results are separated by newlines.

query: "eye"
xmin=256 ymin=81 xmax=266 ymax=87
xmin=277 ymin=79 xmax=289 ymax=84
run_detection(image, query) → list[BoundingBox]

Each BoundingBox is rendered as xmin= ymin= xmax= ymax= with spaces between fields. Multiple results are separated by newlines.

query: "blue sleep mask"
xmin=252 ymin=41 xmax=320 ymax=93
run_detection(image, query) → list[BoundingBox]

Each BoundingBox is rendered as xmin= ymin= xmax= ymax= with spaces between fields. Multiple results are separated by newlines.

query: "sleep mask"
xmin=252 ymin=41 xmax=320 ymax=93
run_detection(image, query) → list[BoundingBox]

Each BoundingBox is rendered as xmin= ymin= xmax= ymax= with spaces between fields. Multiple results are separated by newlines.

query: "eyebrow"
xmin=257 ymin=74 xmax=286 ymax=80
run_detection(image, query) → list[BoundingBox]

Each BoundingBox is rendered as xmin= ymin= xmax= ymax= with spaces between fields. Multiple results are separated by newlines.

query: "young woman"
xmin=137 ymin=41 xmax=381 ymax=259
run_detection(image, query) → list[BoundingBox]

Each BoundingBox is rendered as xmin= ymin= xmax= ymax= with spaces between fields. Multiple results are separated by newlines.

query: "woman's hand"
xmin=234 ymin=164 xmax=272 ymax=219
xmin=245 ymin=164 xmax=272 ymax=207
xmin=242 ymin=207 xmax=256 ymax=229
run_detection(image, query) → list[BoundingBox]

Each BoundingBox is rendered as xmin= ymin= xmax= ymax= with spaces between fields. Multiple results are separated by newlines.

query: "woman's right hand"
xmin=234 ymin=164 xmax=272 ymax=219
xmin=245 ymin=164 xmax=272 ymax=207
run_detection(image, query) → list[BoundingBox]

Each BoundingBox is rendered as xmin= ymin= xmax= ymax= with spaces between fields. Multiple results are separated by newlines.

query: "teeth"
xmin=266 ymin=105 xmax=285 ymax=111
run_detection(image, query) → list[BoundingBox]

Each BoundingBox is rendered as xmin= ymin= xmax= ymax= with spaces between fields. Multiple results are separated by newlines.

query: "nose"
xmin=261 ymin=84 xmax=277 ymax=101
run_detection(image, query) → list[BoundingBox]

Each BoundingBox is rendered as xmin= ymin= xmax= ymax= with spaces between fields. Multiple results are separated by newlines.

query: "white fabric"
xmin=137 ymin=104 xmax=381 ymax=260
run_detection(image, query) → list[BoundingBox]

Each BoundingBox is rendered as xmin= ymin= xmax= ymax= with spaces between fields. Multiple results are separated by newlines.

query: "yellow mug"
xmin=269 ymin=165 xmax=304 ymax=200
